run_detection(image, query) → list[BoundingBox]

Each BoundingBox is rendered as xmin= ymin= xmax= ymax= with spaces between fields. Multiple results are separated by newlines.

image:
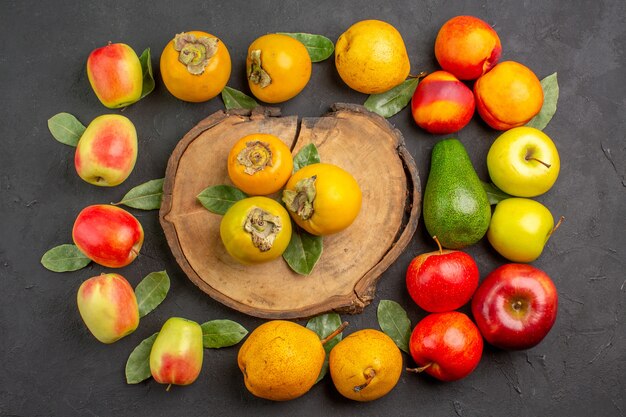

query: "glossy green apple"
xmin=487 ymin=127 xmax=560 ymax=197
xmin=487 ymin=198 xmax=555 ymax=262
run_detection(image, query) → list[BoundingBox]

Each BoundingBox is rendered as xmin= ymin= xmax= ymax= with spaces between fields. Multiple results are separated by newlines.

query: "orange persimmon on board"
xmin=160 ymin=31 xmax=231 ymax=102
xmin=227 ymin=133 xmax=294 ymax=196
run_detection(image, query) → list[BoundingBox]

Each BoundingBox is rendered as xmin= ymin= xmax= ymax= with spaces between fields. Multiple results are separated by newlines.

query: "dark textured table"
xmin=2 ymin=1 xmax=624 ymax=416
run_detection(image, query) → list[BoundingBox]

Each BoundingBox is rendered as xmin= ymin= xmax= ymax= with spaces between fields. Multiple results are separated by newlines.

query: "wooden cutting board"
xmin=160 ymin=103 xmax=421 ymax=319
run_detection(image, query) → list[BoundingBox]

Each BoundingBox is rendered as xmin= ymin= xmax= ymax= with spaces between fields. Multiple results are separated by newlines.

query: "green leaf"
xmin=47 ymin=113 xmax=86 ymax=147
xmin=481 ymin=181 xmax=512 ymax=205
xmin=307 ymin=313 xmax=343 ymax=383
xmin=125 ymin=332 xmax=158 ymax=384
xmin=277 ymin=32 xmax=335 ymax=62
xmin=221 ymin=86 xmax=259 ymax=110
xmin=282 ymin=224 xmax=323 ymax=275
xmin=115 ymin=178 xmax=163 ymax=210
xmin=377 ymin=300 xmax=411 ymax=353
xmin=139 ymin=48 xmax=155 ymax=100
xmin=135 ymin=271 xmax=170 ymax=318
xmin=292 ymin=143 xmax=321 ymax=173
xmin=41 ymin=244 xmax=91 ymax=272
xmin=364 ymin=78 xmax=419 ymax=118
xmin=200 ymin=320 xmax=248 ymax=348
xmin=197 ymin=185 xmax=248 ymax=215
xmin=525 ymin=72 xmax=558 ymax=131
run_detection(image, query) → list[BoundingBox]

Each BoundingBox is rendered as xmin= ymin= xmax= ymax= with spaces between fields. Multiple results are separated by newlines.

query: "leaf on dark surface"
xmin=47 ymin=113 xmax=86 ymax=147
xmin=125 ymin=333 xmax=158 ymax=384
xmin=292 ymin=143 xmax=321 ymax=172
xmin=197 ymin=185 xmax=248 ymax=215
xmin=200 ymin=320 xmax=248 ymax=348
xmin=481 ymin=181 xmax=512 ymax=205
xmin=307 ymin=313 xmax=343 ymax=382
xmin=364 ymin=78 xmax=420 ymax=118
xmin=41 ymin=244 xmax=91 ymax=272
xmin=139 ymin=48 xmax=155 ymax=100
xmin=221 ymin=86 xmax=259 ymax=110
xmin=377 ymin=300 xmax=411 ymax=353
xmin=277 ymin=32 xmax=335 ymax=62
xmin=282 ymin=224 xmax=323 ymax=275
xmin=114 ymin=178 xmax=164 ymax=210
xmin=526 ymin=72 xmax=558 ymax=131
xmin=135 ymin=271 xmax=170 ymax=318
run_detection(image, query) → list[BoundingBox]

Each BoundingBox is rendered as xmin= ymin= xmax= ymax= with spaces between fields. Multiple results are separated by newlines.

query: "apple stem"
xmin=166 ymin=384 xmax=172 ymax=392
xmin=353 ymin=368 xmax=376 ymax=392
xmin=548 ymin=216 xmax=565 ymax=238
xmin=321 ymin=321 xmax=349 ymax=345
xmin=525 ymin=156 xmax=551 ymax=169
xmin=432 ymin=236 xmax=443 ymax=255
xmin=406 ymin=363 xmax=432 ymax=373
xmin=409 ymin=71 xmax=428 ymax=79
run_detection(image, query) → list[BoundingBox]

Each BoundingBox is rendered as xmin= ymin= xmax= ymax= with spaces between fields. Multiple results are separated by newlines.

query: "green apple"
xmin=487 ymin=198 xmax=555 ymax=263
xmin=487 ymin=127 xmax=560 ymax=197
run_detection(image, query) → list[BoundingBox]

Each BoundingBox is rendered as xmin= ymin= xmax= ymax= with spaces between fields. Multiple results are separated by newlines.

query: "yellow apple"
xmin=487 ymin=198 xmax=554 ymax=262
xmin=487 ymin=127 xmax=560 ymax=197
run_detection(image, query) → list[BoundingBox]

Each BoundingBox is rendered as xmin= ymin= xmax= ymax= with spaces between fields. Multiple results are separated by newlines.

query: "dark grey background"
xmin=1 ymin=0 xmax=624 ymax=416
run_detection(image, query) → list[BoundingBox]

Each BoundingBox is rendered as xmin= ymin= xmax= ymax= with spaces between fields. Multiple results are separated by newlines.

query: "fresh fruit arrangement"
xmin=40 ymin=11 xmax=565 ymax=403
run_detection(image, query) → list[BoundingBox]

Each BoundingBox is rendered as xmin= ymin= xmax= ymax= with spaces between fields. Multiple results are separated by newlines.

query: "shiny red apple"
xmin=406 ymin=237 xmax=479 ymax=312
xmin=408 ymin=311 xmax=483 ymax=382
xmin=72 ymin=204 xmax=144 ymax=268
xmin=471 ymin=263 xmax=558 ymax=350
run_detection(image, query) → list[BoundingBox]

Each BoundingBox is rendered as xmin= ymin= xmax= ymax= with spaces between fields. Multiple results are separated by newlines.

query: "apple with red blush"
xmin=471 ymin=263 xmax=558 ymax=350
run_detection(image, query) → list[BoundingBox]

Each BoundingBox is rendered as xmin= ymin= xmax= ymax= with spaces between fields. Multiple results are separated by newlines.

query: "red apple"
xmin=406 ymin=236 xmax=479 ymax=312
xmin=72 ymin=205 xmax=144 ymax=268
xmin=75 ymin=114 xmax=138 ymax=187
xmin=410 ymin=71 xmax=475 ymax=134
xmin=408 ymin=311 xmax=483 ymax=382
xmin=77 ymin=273 xmax=139 ymax=343
xmin=471 ymin=263 xmax=558 ymax=350
xmin=87 ymin=42 xmax=143 ymax=108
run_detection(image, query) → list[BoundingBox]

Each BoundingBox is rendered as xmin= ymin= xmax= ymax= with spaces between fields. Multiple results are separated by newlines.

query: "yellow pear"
xmin=329 ymin=329 xmax=402 ymax=401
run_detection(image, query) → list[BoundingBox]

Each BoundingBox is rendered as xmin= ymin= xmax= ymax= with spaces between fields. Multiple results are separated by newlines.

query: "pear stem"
xmin=321 ymin=321 xmax=348 ymax=345
xmin=548 ymin=216 xmax=565 ymax=238
xmin=353 ymin=368 xmax=376 ymax=392
xmin=525 ymin=156 xmax=551 ymax=169
xmin=432 ymin=236 xmax=443 ymax=255
xmin=406 ymin=363 xmax=432 ymax=373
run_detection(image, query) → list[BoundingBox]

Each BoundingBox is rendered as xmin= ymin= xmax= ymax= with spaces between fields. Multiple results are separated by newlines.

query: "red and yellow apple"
xmin=434 ymin=15 xmax=502 ymax=80
xmin=487 ymin=126 xmax=560 ymax=197
xmin=87 ymin=42 xmax=143 ymax=108
xmin=75 ymin=114 xmax=138 ymax=187
xmin=471 ymin=263 xmax=558 ymax=350
xmin=410 ymin=71 xmax=475 ymax=134
xmin=72 ymin=204 xmax=144 ymax=268
xmin=406 ymin=237 xmax=479 ymax=312
xmin=408 ymin=311 xmax=483 ymax=382
xmin=77 ymin=273 xmax=139 ymax=343
xmin=150 ymin=317 xmax=204 ymax=388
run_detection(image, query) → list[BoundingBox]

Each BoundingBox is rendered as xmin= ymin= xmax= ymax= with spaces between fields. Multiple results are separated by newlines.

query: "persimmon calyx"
xmin=248 ymin=49 xmax=271 ymax=88
xmin=282 ymin=176 xmax=317 ymax=220
xmin=244 ymin=207 xmax=282 ymax=252
xmin=174 ymin=32 xmax=218 ymax=75
xmin=237 ymin=141 xmax=273 ymax=175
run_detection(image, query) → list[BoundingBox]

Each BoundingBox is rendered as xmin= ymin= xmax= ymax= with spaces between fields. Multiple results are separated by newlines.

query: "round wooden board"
xmin=160 ymin=103 xmax=421 ymax=319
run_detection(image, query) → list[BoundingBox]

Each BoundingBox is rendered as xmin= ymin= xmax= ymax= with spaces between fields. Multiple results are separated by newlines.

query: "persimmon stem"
xmin=321 ymin=321 xmax=348 ymax=345
xmin=433 ymin=236 xmax=443 ymax=255
xmin=525 ymin=156 xmax=551 ymax=169
xmin=406 ymin=363 xmax=432 ymax=373
xmin=353 ymin=368 xmax=376 ymax=392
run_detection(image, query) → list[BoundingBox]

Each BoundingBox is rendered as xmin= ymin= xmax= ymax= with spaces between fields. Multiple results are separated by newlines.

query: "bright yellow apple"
xmin=487 ymin=198 xmax=554 ymax=262
xmin=487 ymin=127 xmax=560 ymax=197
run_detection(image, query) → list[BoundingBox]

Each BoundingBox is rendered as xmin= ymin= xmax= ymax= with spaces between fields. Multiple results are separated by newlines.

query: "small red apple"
xmin=72 ymin=204 xmax=144 ymax=268
xmin=406 ymin=236 xmax=479 ymax=312
xmin=408 ymin=311 xmax=483 ymax=382
xmin=471 ymin=263 xmax=558 ymax=350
